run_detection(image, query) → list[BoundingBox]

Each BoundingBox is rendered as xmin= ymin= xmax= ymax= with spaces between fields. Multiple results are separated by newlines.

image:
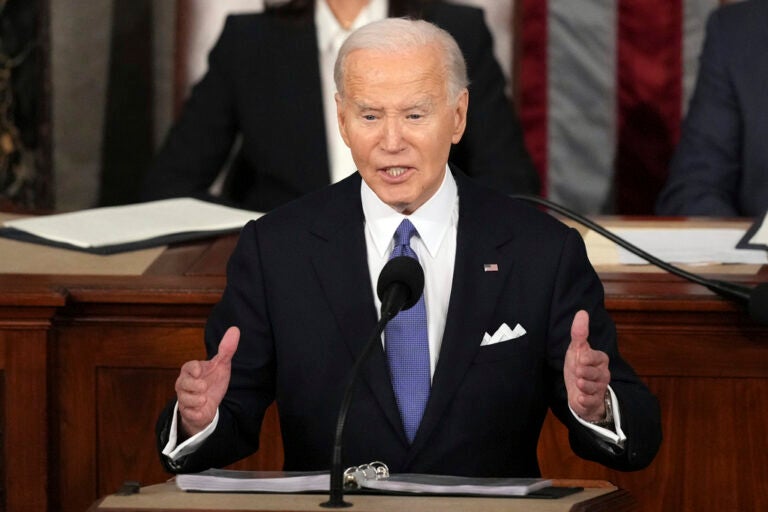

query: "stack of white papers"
xmin=0 ymin=198 xmax=262 ymax=254
xmin=360 ymin=473 xmax=552 ymax=496
xmin=175 ymin=468 xmax=552 ymax=497
xmin=584 ymin=228 xmax=767 ymax=266
xmin=177 ymin=470 xmax=329 ymax=493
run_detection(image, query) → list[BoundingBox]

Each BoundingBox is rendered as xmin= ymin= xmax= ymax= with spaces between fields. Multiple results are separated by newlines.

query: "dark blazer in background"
xmin=156 ymin=170 xmax=661 ymax=477
xmin=142 ymin=2 xmax=539 ymax=212
xmin=656 ymin=0 xmax=768 ymax=217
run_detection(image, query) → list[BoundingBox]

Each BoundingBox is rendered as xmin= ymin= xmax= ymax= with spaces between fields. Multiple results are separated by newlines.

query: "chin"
xmin=378 ymin=197 xmax=410 ymax=213
xmin=374 ymin=188 xmax=411 ymax=209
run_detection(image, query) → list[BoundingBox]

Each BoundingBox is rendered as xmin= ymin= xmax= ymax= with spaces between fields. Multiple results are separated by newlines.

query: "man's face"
xmin=336 ymin=44 xmax=468 ymax=214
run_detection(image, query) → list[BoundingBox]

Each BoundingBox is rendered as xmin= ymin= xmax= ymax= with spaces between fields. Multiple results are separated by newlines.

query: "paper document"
xmin=584 ymin=228 xmax=767 ymax=265
xmin=0 ymin=198 xmax=262 ymax=253
xmin=740 ymin=212 xmax=768 ymax=250
xmin=176 ymin=469 xmax=330 ymax=493
xmin=175 ymin=466 xmax=552 ymax=497
xmin=359 ymin=473 xmax=552 ymax=496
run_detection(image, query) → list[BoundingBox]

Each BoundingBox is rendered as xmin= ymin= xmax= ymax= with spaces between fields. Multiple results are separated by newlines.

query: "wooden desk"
xmin=88 ymin=480 xmax=634 ymax=512
xmin=0 ymin=219 xmax=766 ymax=512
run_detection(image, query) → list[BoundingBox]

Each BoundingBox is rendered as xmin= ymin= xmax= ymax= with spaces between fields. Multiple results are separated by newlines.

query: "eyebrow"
xmin=354 ymin=99 xmax=435 ymax=112
xmin=354 ymin=102 xmax=381 ymax=112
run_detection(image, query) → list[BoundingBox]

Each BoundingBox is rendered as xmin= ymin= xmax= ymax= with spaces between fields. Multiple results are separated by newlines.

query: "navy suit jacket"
xmin=157 ymin=170 xmax=661 ymax=477
xmin=142 ymin=2 xmax=539 ymax=212
xmin=656 ymin=0 xmax=768 ymax=217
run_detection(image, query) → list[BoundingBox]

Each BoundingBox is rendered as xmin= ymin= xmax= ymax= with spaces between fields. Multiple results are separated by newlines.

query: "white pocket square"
xmin=480 ymin=322 xmax=527 ymax=346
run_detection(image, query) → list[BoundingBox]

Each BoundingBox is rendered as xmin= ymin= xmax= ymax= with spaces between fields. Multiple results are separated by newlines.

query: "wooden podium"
xmin=88 ymin=480 xmax=635 ymax=512
xmin=1 ymin=216 xmax=767 ymax=512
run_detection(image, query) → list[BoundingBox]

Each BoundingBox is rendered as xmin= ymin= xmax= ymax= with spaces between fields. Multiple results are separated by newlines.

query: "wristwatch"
xmin=589 ymin=390 xmax=614 ymax=428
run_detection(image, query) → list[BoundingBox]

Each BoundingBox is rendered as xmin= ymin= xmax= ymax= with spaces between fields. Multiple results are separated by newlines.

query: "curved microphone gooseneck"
xmin=321 ymin=256 xmax=425 ymax=508
xmin=510 ymin=194 xmax=768 ymax=324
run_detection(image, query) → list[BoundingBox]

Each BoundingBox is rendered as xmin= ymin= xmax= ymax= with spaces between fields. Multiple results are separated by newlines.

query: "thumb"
xmin=213 ymin=326 xmax=240 ymax=365
xmin=570 ymin=310 xmax=590 ymax=351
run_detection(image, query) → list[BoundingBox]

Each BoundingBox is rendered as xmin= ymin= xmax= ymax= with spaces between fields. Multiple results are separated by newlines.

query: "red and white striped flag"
xmin=516 ymin=0 xmax=733 ymax=214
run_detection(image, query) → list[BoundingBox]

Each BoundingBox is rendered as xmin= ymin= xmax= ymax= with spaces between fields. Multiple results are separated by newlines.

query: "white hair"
xmin=334 ymin=18 xmax=469 ymax=102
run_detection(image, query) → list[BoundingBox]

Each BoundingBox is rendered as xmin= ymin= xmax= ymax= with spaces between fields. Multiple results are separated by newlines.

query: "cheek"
xmin=424 ymin=129 xmax=453 ymax=158
xmin=352 ymin=140 xmax=374 ymax=157
xmin=348 ymin=126 xmax=379 ymax=147
xmin=347 ymin=136 xmax=379 ymax=169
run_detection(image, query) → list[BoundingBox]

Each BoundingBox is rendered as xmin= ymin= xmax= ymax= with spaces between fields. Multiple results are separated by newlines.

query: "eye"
xmin=406 ymin=113 xmax=423 ymax=120
xmin=360 ymin=111 xmax=379 ymax=121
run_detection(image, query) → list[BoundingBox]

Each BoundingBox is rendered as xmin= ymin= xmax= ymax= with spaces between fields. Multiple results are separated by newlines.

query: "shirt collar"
xmin=361 ymin=165 xmax=458 ymax=259
xmin=315 ymin=0 xmax=388 ymax=55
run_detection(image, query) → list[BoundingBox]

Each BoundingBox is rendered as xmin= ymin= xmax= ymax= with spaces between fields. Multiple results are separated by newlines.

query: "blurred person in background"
xmin=656 ymin=0 xmax=768 ymax=218
xmin=142 ymin=0 xmax=539 ymax=212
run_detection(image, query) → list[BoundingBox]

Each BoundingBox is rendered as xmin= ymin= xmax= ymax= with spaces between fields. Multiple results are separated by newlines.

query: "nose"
xmin=380 ymin=117 xmax=405 ymax=153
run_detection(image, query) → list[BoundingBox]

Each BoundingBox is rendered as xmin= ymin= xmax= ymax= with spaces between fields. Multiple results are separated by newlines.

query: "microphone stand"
xmin=322 ymin=256 xmax=423 ymax=507
xmin=511 ymin=194 xmax=753 ymax=304
xmin=320 ymin=315 xmax=392 ymax=508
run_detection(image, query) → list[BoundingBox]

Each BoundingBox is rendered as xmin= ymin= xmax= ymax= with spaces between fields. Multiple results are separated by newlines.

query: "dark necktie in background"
xmin=385 ymin=219 xmax=431 ymax=443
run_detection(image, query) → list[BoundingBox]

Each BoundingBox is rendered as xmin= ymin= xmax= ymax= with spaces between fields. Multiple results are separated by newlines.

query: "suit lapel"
xmin=309 ymin=176 xmax=406 ymax=442
xmin=404 ymin=173 xmax=520 ymax=465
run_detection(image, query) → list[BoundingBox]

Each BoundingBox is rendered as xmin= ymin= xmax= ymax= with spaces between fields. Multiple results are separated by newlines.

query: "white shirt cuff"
xmin=161 ymin=402 xmax=219 ymax=461
xmin=569 ymin=385 xmax=626 ymax=447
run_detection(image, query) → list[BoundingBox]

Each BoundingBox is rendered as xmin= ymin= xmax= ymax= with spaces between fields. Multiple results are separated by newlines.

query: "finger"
xmin=180 ymin=360 xmax=203 ymax=379
xmin=575 ymin=364 xmax=603 ymax=382
xmin=176 ymin=361 xmax=209 ymax=389
xmin=177 ymin=391 xmax=208 ymax=409
xmin=576 ymin=378 xmax=606 ymax=396
xmin=176 ymin=374 xmax=207 ymax=395
xmin=575 ymin=356 xmax=610 ymax=385
xmin=577 ymin=348 xmax=609 ymax=368
xmin=570 ymin=310 xmax=590 ymax=350
xmin=176 ymin=365 xmax=207 ymax=399
xmin=212 ymin=326 xmax=240 ymax=365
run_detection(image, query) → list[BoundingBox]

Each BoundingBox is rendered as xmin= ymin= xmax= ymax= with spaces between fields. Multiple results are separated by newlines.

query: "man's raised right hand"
xmin=175 ymin=326 xmax=240 ymax=437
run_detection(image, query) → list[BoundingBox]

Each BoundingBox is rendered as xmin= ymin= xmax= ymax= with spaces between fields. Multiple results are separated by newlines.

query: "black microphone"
xmin=378 ymin=256 xmax=425 ymax=320
xmin=321 ymin=256 xmax=425 ymax=508
xmin=511 ymin=194 xmax=768 ymax=324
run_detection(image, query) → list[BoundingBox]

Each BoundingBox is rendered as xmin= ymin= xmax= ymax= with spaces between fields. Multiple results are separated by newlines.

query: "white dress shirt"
xmin=316 ymin=0 xmax=388 ymax=183
xmin=362 ymin=166 xmax=457 ymax=379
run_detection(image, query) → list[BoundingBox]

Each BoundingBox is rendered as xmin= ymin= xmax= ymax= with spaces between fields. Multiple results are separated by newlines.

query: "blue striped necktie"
xmin=385 ymin=219 xmax=430 ymax=443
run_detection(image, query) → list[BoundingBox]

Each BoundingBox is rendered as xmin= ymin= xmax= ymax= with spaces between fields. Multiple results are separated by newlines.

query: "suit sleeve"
xmin=439 ymin=7 xmax=540 ymax=196
xmin=142 ymin=16 xmax=244 ymax=204
xmin=156 ymin=221 xmax=276 ymax=473
xmin=656 ymin=9 xmax=742 ymax=216
xmin=546 ymin=229 xmax=661 ymax=471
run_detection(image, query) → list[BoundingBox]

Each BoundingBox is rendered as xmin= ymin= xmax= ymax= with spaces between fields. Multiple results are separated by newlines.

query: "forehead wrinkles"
xmin=342 ymin=47 xmax=448 ymax=103
xmin=348 ymin=81 xmax=440 ymax=110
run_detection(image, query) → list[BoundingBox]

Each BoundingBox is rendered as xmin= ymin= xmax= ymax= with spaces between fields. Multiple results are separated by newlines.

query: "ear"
xmin=451 ymin=88 xmax=469 ymax=144
xmin=335 ymin=93 xmax=352 ymax=148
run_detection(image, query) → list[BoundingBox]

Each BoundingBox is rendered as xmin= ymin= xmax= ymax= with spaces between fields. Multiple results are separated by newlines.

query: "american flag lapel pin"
xmin=483 ymin=263 xmax=499 ymax=272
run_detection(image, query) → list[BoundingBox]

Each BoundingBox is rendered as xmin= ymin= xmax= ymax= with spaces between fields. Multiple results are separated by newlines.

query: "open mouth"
xmin=383 ymin=166 xmax=410 ymax=177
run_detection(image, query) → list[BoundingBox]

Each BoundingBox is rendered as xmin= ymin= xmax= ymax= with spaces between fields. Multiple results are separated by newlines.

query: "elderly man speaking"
xmin=157 ymin=18 xmax=661 ymax=479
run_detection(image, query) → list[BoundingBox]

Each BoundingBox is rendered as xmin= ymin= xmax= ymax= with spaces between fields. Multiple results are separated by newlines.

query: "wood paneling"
xmin=55 ymin=324 xmax=205 ymax=511
xmin=53 ymin=319 xmax=283 ymax=512
xmin=0 ymin=323 xmax=50 ymax=511
xmin=538 ymin=377 xmax=768 ymax=511
xmin=537 ymin=312 xmax=768 ymax=511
